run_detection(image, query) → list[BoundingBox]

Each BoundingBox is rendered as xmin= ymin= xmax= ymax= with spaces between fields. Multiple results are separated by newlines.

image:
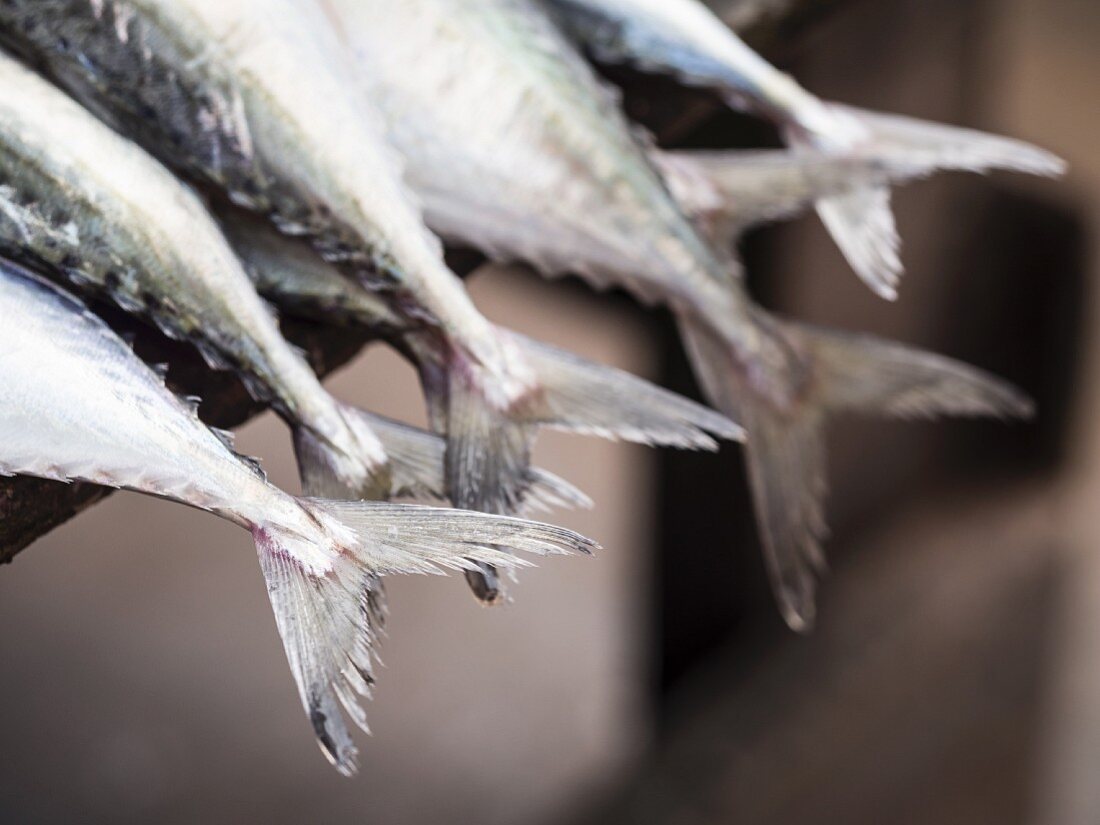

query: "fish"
xmin=653 ymin=122 xmax=1066 ymax=249
xmin=0 ymin=258 xmax=597 ymax=775
xmin=325 ymin=0 xmax=1035 ymax=629
xmin=0 ymin=49 xmax=466 ymax=506
xmin=0 ymin=0 xmax=680 ymax=529
xmin=543 ymin=0 xmax=1065 ymax=298
xmin=220 ymin=211 xmax=744 ymax=600
xmin=0 ymin=46 xmax=591 ymax=633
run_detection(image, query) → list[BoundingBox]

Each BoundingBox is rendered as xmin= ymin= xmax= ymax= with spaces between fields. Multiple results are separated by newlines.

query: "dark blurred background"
xmin=0 ymin=0 xmax=1095 ymax=822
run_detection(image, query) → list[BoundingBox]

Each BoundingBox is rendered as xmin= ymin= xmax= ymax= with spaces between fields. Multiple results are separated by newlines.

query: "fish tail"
xmin=679 ymin=311 xmax=1032 ymax=632
xmin=292 ymin=415 xmax=392 ymax=501
xmin=656 ymin=148 xmax=888 ymax=247
xmin=435 ymin=332 xmax=742 ymax=603
xmin=781 ymin=103 xmax=1065 ymax=300
xmin=511 ymin=330 xmax=744 ymax=448
xmin=254 ymin=499 xmax=597 ymax=776
xmin=296 ymin=404 xmax=588 ymax=514
xmin=431 ymin=347 xmax=539 ymax=604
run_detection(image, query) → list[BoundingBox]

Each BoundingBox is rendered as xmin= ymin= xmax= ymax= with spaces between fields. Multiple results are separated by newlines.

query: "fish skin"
xmin=218 ymin=213 xmax=411 ymax=340
xmin=0 ymin=258 xmax=597 ymax=774
xmin=328 ymin=0 xmax=781 ymax=393
xmin=0 ymin=51 xmax=393 ymax=499
xmin=326 ymin=0 xmax=1034 ymax=629
xmin=0 ymin=0 xmax=545 ymax=507
xmin=0 ymin=259 xmax=288 ymax=529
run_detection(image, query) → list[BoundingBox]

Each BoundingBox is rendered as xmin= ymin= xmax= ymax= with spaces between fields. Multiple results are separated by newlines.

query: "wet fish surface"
xmin=0 ymin=258 xmax=597 ymax=775
xmin=0 ymin=49 xmax=456 ymax=503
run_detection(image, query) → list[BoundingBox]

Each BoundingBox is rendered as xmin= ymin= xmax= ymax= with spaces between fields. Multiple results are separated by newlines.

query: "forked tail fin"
xmin=782 ymin=103 xmax=1065 ymax=299
xmin=657 ymin=111 xmax=1063 ymax=294
xmin=431 ymin=332 xmax=742 ymax=602
xmin=435 ymin=331 xmax=743 ymax=511
xmin=255 ymin=499 xmax=597 ymax=776
xmin=812 ymin=183 xmax=902 ymax=300
xmin=832 ymin=105 xmax=1066 ymax=180
xmin=679 ymin=312 xmax=1032 ymax=631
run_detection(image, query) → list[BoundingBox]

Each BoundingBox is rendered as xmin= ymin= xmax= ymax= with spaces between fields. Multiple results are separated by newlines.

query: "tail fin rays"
xmin=444 ymin=362 xmax=537 ymax=516
xmin=256 ymin=500 xmax=597 ymax=776
xmin=805 ymin=323 xmax=1036 ymax=420
xmin=292 ymin=424 xmax=389 ymax=501
xmin=355 ymin=412 xmax=449 ymax=502
xmin=742 ymin=404 xmax=829 ymax=631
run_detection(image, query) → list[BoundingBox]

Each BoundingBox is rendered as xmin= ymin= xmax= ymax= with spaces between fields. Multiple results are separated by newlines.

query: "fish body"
xmin=0 ymin=258 xmax=597 ymax=774
xmin=0 ymin=0 xmax=439 ymax=298
xmin=337 ymin=0 xmax=745 ymax=325
xmin=0 ymin=0 xmax=567 ymax=517
xmin=0 ymin=50 xmax=423 ymax=500
xmin=543 ymin=0 xmax=1064 ymax=297
xmin=328 ymin=0 xmax=1035 ymax=629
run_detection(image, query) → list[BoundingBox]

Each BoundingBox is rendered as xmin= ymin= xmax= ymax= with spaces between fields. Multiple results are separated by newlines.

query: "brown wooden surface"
xmin=0 ymin=0 xmax=846 ymax=564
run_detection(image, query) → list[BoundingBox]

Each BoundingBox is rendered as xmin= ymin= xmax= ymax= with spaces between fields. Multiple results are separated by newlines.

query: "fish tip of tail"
xmin=678 ymin=310 xmax=1032 ymax=631
xmin=255 ymin=497 xmax=599 ymax=771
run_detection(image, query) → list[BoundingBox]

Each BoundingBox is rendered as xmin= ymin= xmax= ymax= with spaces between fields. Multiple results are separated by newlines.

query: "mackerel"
xmin=0 ymin=258 xmax=596 ymax=775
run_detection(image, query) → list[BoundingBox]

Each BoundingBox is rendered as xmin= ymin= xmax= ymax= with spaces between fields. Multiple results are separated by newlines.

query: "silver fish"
xmin=0 ymin=0 xmax=658 ymax=522
xmin=0 ymin=258 xmax=597 ymax=775
xmin=221 ymin=212 xmax=743 ymax=600
xmin=327 ymin=0 xmax=1034 ymax=630
xmin=654 ymin=123 xmax=1066 ymax=250
xmin=543 ymin=0 xmax=1065 ymax=298
xmin=0 ymin=50 xmax=455 ymax=504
